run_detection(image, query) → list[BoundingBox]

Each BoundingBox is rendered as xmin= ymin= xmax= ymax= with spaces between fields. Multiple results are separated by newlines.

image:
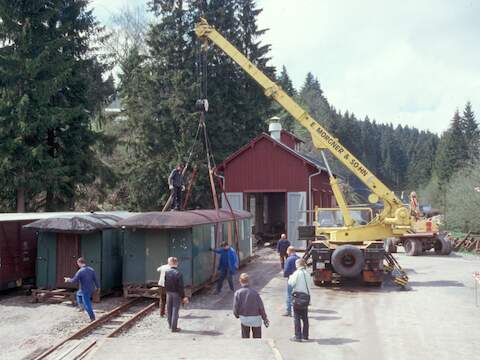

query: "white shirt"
xmin=157 ymin=264 xmax=170 ymax=287
xmin=288 ymin=268 xmax=313 ymax=294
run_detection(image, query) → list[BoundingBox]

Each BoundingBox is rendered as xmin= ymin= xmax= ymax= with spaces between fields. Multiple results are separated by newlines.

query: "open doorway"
xmin=246 ymin=192 xmax=286 ymax=244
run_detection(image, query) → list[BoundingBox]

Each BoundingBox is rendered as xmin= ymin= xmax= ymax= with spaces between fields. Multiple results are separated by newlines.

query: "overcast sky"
xmin=90 ymin=0 xmax=480 ymax=134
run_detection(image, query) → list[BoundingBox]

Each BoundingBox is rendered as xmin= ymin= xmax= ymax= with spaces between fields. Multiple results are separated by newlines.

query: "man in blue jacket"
xmin=283 ymin=246 xmax=300 ymax=316
xmin=65 ymin=257 xmax=99 ymax=321
xmin=276 ymin=233 xmax=290 ymax=270
xmin=212 ymin=242 xmax=239 ymax=294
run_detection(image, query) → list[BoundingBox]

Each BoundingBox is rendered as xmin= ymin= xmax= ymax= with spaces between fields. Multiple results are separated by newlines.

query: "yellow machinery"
xmin=385 ymin=192 xmax=451 ymax=256
xmin=195 ymin=18 xmax=409 ymax=287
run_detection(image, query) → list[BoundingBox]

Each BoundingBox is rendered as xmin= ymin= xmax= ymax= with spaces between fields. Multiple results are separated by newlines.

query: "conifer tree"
xmin=435 ymin=109 xmax=469 ymax=185
xmin=461 ymin=101 xmax=479 ymax=161
xmin=0 ymin=0 xmax=113 ymax=211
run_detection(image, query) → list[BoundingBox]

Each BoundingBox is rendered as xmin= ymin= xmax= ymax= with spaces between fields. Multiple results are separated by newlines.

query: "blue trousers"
xmin=76 ymin=291 xmax=95 ymax=321
xmin=217 ymin=268 xmax=234 ymax=292
xmin=286 ymin=284 xmax=293 ymax=315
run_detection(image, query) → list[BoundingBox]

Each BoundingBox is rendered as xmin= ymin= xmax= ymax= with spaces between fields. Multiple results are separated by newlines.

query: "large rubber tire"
xmin=404 ymin=239 xmax=422 ymax=256
xmin=385 ymin=238 xmax=397 ymax=253
xmin=331 ymin=245 xmax=364 ymax=278
xmin=440 ymin=237 xmax=452 ymax=255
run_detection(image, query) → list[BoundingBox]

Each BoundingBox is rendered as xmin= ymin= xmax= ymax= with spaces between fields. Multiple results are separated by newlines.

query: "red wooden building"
xmin=216 ymin=120 xmax=334 ymax=247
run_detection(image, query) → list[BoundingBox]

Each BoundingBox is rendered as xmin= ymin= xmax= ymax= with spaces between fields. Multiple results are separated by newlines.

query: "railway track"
xmin=34 ymin=298 xmax=156 ymax=360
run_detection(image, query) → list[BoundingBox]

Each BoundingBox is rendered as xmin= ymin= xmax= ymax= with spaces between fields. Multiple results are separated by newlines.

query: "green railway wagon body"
xmin=119 ymin=210 xmax=252 ymax=295
xmin=27 ymin=213 xmax=128 ymax=296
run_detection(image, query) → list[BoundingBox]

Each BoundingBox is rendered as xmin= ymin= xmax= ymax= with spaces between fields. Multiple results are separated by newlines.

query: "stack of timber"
xmin=452 ymin=232 xmax=480 ymax=253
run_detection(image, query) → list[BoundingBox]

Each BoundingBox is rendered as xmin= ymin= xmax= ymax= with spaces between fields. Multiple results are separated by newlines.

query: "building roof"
xmin=117 ymin=209 xmax=252 ymax=229
xmin=0 ymin=211 xmax=131 ymax=223
xmin=23 ymin=212 xmax=132 ymax=233
xmin=216 ymin=132 xmax=328 ymax=173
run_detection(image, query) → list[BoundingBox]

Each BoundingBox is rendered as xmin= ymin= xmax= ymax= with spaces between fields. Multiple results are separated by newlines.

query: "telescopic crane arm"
xmin=195 ymin=18 xmax=411 ymax=242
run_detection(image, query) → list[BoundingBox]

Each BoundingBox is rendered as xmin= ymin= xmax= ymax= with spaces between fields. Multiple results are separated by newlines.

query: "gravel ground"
xmin=2 ymin=248 xmax=480 ymax=360
xmin=0 ymin=292 xmax=124 ymax=360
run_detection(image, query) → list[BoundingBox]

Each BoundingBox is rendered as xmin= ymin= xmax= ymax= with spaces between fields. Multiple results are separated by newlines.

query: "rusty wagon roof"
xmin=24 ymin=213 xmax=129 ymax=233
xmin=117 ymin=209 xmax=252 ymax=229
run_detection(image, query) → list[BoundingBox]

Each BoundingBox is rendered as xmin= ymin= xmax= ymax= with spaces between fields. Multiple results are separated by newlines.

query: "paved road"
xmin=91 ymin=248 xmax=480 ymax=360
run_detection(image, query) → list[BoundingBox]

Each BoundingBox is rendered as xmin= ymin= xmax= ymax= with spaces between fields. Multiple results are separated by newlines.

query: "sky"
xmin=90 ymin=0 xmax=480 ymax=134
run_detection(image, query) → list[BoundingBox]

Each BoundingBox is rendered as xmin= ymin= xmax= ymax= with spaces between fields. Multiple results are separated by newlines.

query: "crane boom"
xmin=195 ymin=18 xmax=411 ymax=242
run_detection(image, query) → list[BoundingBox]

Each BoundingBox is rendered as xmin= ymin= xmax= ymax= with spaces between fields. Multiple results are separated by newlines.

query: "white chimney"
xmin=269 ymin=116 xmax=282 ymax=141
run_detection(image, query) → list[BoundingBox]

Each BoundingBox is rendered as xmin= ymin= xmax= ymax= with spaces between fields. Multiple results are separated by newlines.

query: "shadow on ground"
xmin=407 ymin=280 xmax=464 ymax=287
xmin=308 ymin=337 xmax=359 ymax=345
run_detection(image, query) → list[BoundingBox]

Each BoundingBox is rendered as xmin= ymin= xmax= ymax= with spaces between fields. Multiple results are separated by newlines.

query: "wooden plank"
xmin=61 ymin=339 xmax=96 ymax=360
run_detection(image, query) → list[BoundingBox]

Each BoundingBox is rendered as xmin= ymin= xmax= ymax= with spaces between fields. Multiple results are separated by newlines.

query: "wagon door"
xmin=81 ymin=233 xmax=102 ymax=288
xmin=36 ymin=232 xmax=57 ymax=289
xmin=56 ymin=233 xmax=80 ymax=288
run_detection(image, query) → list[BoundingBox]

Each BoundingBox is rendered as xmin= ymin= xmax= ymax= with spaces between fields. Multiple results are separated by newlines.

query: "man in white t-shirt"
xmin=157 ymin=262 xmax=171 ymax=317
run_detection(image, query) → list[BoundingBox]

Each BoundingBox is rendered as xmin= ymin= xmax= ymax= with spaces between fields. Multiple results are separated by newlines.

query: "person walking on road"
xmin=212 ymin=242 xmax=239 ymax=294
xmin=168 ymin=164 xmax=185 ymax=211
xmin=164 ymin=257 xmax=189 ymax=332
xmin=288 ymin=258 xmax=313 ymax=342
xmin=276 ymin=233 xmax=290 ymax=270
xmin=157 ymin=261 xmax=171 ymax=317
xmin=283 ymin=246 xmax=300 ymax=316
xmin=233 ymin=273 xmax=269 ymax=339
xmin=64 ymin=257 xmax=99 ymax=322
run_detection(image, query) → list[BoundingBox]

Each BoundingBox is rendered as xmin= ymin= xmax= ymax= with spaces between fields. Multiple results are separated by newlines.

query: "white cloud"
xmin=257 ymin=0 xmax=480 ymax=133
xmin=90 ymin=0 xmax=480 ymax=133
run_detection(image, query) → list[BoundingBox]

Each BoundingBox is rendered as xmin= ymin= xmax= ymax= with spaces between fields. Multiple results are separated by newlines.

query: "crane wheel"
xmin=404 ymin=239 xmax=422 ymax=256
xmin=331 ymin=245 xmax=364 ymax=278
xmin=434 ymin=235 xmax=452 ymax=255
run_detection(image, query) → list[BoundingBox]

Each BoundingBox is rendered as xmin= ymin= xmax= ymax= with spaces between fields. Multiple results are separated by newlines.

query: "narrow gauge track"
xmin=34 ymin=298 xmax=156 ymax=360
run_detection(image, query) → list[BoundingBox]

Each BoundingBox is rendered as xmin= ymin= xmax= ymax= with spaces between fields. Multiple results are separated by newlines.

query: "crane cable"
xmin=197 ymin=42 xmax=241 ymax=261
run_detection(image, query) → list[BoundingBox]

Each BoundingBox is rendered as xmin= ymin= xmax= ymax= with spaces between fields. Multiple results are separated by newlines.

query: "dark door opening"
xmin=246 ymin=192 xmax=286 ymax=244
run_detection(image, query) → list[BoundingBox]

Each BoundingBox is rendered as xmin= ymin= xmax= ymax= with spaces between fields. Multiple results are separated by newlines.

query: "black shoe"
xmin=290 ymin=337 xmax=302 ymax=342
xmin=172 ymin=328 xmax=181 ymax=333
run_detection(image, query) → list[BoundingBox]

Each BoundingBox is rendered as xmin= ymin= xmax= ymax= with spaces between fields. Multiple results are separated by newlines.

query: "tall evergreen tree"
xmin=435 ymin=109 xmax=469 ymax=185
xmin=461 ymin=101 xmax=479 ymax=161
xmin=122 ymin=0 xmax=273 ymax=210
xmin=275 ymin=65 xmax=296 ymax=131
xmin=0 ymin=0 xmax=113 ymax=211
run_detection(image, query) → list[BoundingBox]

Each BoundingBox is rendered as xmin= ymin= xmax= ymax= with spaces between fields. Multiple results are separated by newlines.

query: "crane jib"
xmin=309 ymin=122 xmax=370 ymax=178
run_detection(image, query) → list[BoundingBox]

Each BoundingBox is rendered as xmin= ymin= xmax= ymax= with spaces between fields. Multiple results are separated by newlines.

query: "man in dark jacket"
xmin=233 ymin=273 xmax=269 ymax=338
xmin=283 ymin=246 xmax=300 ymax=316
xmin=276 ymin=233 xmax=290 ymax=270
xmin=212 ymin=242 xmax=239 ymax=294
xmin=164 ymin=257 xmax=189 ymax=332
xmin=168 ymin=164 xmax=185 ymax=210
xmin=64 ymin=257 xmax=99 ymax=321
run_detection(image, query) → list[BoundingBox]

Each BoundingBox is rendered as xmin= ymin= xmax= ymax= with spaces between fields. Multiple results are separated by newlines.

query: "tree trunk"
xmin=16 ymin=187 xmax=25 ymax=213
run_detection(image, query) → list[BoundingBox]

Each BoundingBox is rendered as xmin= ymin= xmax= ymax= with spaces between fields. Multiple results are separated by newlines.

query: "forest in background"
xmin=0 ymin=0 xmax=479 ymax=231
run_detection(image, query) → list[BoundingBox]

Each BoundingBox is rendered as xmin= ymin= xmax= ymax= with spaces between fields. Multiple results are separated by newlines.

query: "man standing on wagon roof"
xmin=168 ymin=163 xmax=185 ymax=211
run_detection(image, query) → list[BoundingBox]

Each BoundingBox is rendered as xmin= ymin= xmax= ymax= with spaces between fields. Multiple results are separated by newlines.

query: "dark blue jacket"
xmin=283 ymin=254 xmax=300 ymax=278
xmin=68 ymin=266 xmax=99 ymax=294
xmin=276 ymin=239 xmax=291 ymax=256
xmin=214 ymin=247 xmax=239 ymax=273
xmin=168 ymin=169 xmax=183 ymax=187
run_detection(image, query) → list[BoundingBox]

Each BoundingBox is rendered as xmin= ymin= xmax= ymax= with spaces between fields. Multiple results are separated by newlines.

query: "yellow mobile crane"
xmin=195 ymin=18 xmax=409 ymax=286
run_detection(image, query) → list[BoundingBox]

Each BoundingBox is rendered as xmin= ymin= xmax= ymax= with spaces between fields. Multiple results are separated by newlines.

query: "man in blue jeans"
xmin=212 ymin=242 xmax=239 ymax=294
xmin=65 ymin=257 xmax=99 ymax=321
xmin=283 ymin=246 xmax=300 ymax=316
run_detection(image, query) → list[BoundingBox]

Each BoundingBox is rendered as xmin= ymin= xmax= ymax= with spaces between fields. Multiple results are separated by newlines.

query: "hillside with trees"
xmin=0 ymin=0 xmax=478 ymax=232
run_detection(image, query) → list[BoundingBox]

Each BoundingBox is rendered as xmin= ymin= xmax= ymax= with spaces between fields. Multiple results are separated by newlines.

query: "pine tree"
xmin=275 ymin=65 xmax=296 ymax=131
xmin=0 ymin=1 xmax=113 ymax=211
xmin=461 ymin=101 xmax=479 ymax=161
xmin=435 ymin=109 xmax=469 ymax=185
